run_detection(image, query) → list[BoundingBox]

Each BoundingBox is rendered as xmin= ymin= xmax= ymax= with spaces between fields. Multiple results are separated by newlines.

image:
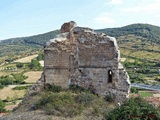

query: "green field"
xmin=139 ymin=91 xmax=153 ymax=97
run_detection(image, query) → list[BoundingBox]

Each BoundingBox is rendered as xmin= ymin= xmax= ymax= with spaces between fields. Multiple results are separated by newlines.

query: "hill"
xmin=0 ymin=30 xmax=59 ymax=46
xmin=97 ymin=23 xmax=160 ymax=44
xmin=0 ymin=23 xmax=160 ymax=63
xmin=0 ymin=30 xmax=59 ymax=63
xmin=1 ymin=85 xmax=160 ymax=120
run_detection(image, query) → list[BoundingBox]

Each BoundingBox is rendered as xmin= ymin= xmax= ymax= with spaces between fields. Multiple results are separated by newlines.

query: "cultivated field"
xmin=0 ymin=85 xmax=26 ymax=100
xmin=24 ymin=71 xmax=43 ymax=83
xmin=13 ymin=54 xmax=38 ymax=63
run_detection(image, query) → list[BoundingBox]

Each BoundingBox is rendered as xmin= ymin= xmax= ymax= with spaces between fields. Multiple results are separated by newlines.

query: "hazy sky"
xmin=0 ymin=0 xmax=160 ymax=40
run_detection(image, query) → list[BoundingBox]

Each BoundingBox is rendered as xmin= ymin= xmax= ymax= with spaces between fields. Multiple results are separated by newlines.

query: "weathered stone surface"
xmin=60 ymin=21 xmax=77 ymax=33
xmin=30 ymin=21 xmax=131 ymax=103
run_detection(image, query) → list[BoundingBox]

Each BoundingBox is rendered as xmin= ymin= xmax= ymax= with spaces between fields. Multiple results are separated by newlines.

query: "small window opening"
xmin=79 ymin=69 xmax=82 ymax=73
xmin=108 ymin=70 xmax=112 ymax=83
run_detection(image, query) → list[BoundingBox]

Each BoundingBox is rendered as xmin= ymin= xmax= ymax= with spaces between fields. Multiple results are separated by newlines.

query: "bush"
xmin=75 ymin=93 xmax=94 ymax=106
xmin=16 ymin=63 xmax=24 ymax=68
xmin=155 ymin=62 xmax=160 ymax=67
xmin=69 ymin=84 xmax=86 ymax=93
xmin=36 ymin=92 xmax=83 ymax=117
xmin=29 ymin=59 xmax=43 ymax=70
xmin=0 ymin=83 xmax=4 ymax=89
xmin=130 ymin=87 xmax=139 ymax=93
xmin=0 ymin=99 xmax=5 ymax=113
xmin=104 ymin=97 xmax=160 ymax=120
xmin=37 ymin=52 xmax=44 ymax=61
xmin=0 ymin=75 xmax=13 ymax=85
xmin=12 ymin=85 xmax=31 ymax=90
xmin=12 ymin=73 xmax=28 ymax=84
xmin=104 ymin=92 xmax=116 ymax=102
xmin=69 ymin=84 xmax=92 ymax=94
xmin=45 ymin=84 xmax=63 ymax=93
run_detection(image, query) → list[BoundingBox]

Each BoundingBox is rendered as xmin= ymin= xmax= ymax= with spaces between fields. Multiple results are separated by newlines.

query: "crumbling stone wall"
xmin=32 ymin=21 xmax=130 ymax=103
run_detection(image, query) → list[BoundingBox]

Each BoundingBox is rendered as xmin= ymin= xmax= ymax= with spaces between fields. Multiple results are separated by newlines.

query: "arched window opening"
xmin=108 ymin=70 xmax=112 ymax=83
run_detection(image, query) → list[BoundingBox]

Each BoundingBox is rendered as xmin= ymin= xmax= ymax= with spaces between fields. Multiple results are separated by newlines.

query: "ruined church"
xmin=30 ymin=21 xmax=130 ymax=103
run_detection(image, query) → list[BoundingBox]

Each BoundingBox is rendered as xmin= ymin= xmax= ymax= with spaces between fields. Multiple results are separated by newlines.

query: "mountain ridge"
xmin=1 ymin=23 xmax=160 ymax=46
xmin=0 ymin=23 xmax=160 ymax=63
xmin=96 ymin=23 xmax=160 ymax=44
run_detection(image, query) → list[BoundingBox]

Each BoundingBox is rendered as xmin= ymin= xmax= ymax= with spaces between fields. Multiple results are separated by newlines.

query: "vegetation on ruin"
xmin=34 ymin=84 xmax=115 ymax=118
xmin=29 ymin=85 xmax=159 ymax=119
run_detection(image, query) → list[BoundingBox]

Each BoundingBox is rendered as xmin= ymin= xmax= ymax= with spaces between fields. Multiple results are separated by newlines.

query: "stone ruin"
xmin=29 ymin=21 xmax=131 ymax=103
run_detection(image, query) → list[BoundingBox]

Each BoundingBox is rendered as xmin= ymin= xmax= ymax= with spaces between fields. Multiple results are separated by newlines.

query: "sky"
xmin=0 ymin=0 xmax=160 ymax=40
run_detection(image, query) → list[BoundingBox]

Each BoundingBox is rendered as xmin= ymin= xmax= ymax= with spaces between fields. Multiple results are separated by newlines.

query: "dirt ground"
xmin=153 ymin=93 xmax=160 ymax=97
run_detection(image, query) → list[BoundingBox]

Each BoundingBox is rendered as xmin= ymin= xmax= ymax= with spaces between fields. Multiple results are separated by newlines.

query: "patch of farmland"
xmin=24 ymin=71 xmax=42 ymax=83
xmin=0 ymin=86 xmax=25 ymax=100
xmin=13 ymin=54 xmax=38 ymax=63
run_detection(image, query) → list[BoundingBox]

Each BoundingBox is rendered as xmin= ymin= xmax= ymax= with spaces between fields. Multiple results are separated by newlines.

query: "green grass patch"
xmin=12 ymin=85 xmax=31 ymax=90
xmin=139 ymin=91 xmax=153 ymax=97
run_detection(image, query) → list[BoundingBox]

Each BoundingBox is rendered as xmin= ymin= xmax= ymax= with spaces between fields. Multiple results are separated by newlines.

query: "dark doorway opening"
xmin=108 ymin=70 xmax=112 ymax=83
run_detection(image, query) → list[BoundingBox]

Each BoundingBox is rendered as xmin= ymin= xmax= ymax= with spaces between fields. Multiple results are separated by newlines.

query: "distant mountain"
xmin=1 ymin=23 xmax=160 ymax=47
xmin=0 ymin=30 xmax=59 ymax=46
xmin=0 ymin=30 xmax=59 ymax=63
xmin=96 ymin=23 xmax=160 ymax=44
xmin=0 ymin=23 xmax=160 ymax=63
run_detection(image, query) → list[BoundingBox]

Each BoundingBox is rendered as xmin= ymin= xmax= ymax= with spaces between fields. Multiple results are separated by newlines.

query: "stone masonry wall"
xmin=37 ymin=21 xmax=131 ymax=103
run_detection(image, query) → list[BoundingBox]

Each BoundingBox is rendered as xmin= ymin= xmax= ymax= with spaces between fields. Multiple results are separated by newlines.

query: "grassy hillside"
xmin=1 ymin=85 xmax=160 ymax=120
xmin=0 ymin=30 xmax=59 ymax=46
xmin=1 ymin=23 xmax=160 ymax=63
xmin=0 ymin=30 xmax=59 ymax=63
xmin=97 ymin=23 xmax=160 ymax=44
xmin=97 ymin=24 xmax=160 ymax=63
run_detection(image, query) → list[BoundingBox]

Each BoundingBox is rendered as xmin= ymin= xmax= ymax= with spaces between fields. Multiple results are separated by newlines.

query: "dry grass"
xmin=153 ymin=93 xmax=160 ymax=97
xmin=0 ymin=86 xmax=26 ymax=100
xmin=24 ymin=71 xmax=42 ymax=83
xmin=13 ymin=54 xmax=38 ymax=63
xmin=120 ymin=58 xmax=126 ymax=62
